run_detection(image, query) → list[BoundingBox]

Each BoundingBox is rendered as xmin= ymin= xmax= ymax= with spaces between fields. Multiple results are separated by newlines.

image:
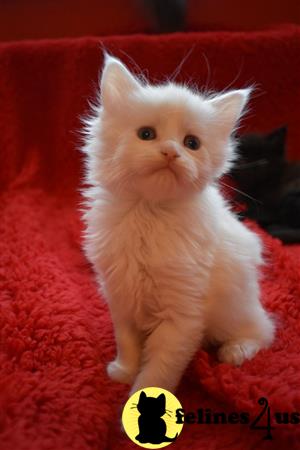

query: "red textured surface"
xmin=1 ymin=27 xmax=300 ymax=450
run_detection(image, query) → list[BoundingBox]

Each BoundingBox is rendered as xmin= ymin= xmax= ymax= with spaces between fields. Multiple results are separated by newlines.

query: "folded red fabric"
xmin=0 ymin=27 xmax=300 ymax=450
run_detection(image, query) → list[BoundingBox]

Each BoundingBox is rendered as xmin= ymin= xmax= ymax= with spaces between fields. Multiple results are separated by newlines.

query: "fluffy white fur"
xmin=82 ymin=55 xmax=275 ymax=395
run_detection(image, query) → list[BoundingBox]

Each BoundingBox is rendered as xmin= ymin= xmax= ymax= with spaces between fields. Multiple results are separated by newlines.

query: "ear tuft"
xmin=100 ymin=54 xmax=141 ymax=110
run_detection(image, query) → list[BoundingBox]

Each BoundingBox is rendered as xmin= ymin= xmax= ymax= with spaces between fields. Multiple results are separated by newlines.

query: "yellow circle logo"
xmin=122 ymin=387 xmax=184 ymax=448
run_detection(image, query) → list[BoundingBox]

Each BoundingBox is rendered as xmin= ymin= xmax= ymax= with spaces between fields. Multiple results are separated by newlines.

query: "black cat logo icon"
xmin=135 ymin=391 xmax=178 ymax=444
xmin=122 ymin=387 xmax=183 ymax=448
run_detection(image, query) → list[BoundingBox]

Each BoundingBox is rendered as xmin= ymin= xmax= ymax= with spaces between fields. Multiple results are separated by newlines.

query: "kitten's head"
xmin=232 ymin=126 xmax=287 ymax=193
xmin=136 ymin=391 xmax=166 ymax=417
xmin=84 ymin=55 xmax=250 ymax=201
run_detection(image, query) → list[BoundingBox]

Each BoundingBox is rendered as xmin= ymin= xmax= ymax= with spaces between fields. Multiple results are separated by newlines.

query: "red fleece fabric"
xmin=1 ymin=27 xmax=300 ymax=450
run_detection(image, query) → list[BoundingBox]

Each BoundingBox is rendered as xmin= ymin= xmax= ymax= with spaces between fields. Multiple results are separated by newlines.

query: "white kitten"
xmin=82 ymin=55 xmax=275 ymax=395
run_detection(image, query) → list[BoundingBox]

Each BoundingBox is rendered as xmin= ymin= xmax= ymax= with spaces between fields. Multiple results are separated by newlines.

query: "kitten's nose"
xmin=160 ymin=142 xmax=180 ymax=162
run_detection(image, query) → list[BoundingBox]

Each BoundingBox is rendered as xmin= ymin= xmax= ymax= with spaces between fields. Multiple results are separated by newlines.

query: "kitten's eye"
xmin=137 ymin=127 xmax=156 ymax=141
xmin=183 ymin=135 xmax=201 ymax=151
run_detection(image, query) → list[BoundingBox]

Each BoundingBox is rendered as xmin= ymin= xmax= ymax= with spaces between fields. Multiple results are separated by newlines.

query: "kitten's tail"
xmin=164 ymin=432 xmax=178 ymax=442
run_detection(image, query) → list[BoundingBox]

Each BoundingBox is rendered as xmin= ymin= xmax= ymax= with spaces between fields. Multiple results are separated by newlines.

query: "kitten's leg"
xmin=216 ymin=305 xmax=275 ymax=366
xmin=107 ymin=322 xmax=141 ymax=385
xmin=218 ymin=338 xmax=263 ymax=366
xmin=207 ymin=278 xmax=275 ymax=366
xmin=130 ymin=318 xmax=203 ymax=395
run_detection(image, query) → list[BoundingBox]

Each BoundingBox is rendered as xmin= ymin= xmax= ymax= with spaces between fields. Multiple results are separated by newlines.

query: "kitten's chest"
xmin=98 ymin=202 xmax=205 ymax=285
xmin=91 ymin=199 xmax=214 ymax=325
xmin=104 ymin=204 xmax=179 ymax=269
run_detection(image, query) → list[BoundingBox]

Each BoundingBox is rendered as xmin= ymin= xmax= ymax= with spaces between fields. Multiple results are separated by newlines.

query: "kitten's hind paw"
xmin=218 ymin=340 xmax=261 ymax=366
xmin=107 ymin=360 xmax=135 ymax=384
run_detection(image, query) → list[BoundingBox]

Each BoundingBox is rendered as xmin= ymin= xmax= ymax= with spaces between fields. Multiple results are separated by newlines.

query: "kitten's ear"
xmin=267 ymin=126 xmax=287 ymax=146
xmin=157 ymin=393 xmax=166 ymax=408
xmin=208 ymin=88 xmax=251 ymax=137
xmin=266 ymin=126 xmax=287 ymax=158
xmin=139 ymin=391 xmax=147 ymax=402
xmin=100 ymin=54 xmax=142 ymax=111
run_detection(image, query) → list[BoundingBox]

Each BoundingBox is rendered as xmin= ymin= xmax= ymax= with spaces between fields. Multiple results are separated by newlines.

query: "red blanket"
xmin=1 ymin=27 xmax=300 ymax=450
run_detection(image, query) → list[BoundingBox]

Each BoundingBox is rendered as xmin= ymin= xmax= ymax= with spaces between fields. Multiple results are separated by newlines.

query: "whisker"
xmin=119 ymin=50 xmax=149 ymax=84
xmin=219 ymin=61 xmax=245 ymax=95
xmin=220 ymin=180 xmax=262 ymax=204
xmin=202 ymin=52 xmax=212 ymax=93
xmin=170 ymin=46 xmax=195 ymax=82
xmin=235 ymin=159 xmax=268 ymax=169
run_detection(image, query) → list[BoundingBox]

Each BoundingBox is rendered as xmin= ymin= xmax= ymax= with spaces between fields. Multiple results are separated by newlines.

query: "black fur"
xmin=231 ymin=126 xmax=300 ymax=243
xmin=141 ymin=0 xmax=186 ymax=33
xmin=135 ymin=391 xmax=178 ymax=444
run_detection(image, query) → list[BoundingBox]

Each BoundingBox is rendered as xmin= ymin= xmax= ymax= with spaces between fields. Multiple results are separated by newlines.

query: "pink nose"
xmin=160 ymin=147 xmax=180 ymax=162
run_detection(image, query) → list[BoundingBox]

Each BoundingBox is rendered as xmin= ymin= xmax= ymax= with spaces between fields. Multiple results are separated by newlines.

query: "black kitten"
xmin=231 ymin=126 xmax=300 ymax=243
xmin=135 ymin=391 xmax=178 ymax=444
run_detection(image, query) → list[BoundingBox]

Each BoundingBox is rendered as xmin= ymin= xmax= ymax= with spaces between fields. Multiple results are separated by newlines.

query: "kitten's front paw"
xmin=107 ymin=360 xmax=136 ymax=384
xmin=218 ymin=340 xmax=260 ymax=366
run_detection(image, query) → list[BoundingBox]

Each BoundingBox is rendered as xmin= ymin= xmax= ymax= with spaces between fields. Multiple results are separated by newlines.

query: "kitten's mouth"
xmin=140 ymin=162 xmax=182 ymax=184
xmin=159 ymin=166 xmax=176 ymax=174
xmin=151 ymin=163 xmax=179 ymax=177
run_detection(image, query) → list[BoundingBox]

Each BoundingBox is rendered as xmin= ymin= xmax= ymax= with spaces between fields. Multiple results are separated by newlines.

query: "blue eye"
xmin=137 ymin=127 xmax=157 ymax=140
xmin=184 ymin=135 xmax=201 ymax=151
